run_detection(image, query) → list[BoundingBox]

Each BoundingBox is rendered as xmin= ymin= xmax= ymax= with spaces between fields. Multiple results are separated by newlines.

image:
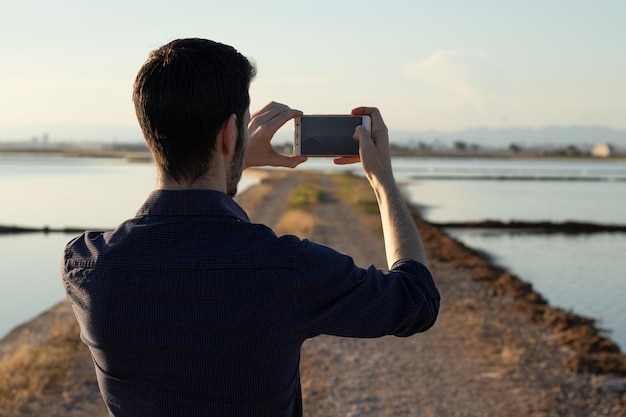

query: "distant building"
xmin=591 ymin=143 xmax=615 ymax=157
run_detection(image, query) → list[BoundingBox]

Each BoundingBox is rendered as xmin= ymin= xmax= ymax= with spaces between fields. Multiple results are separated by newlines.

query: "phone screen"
xmin=297 ymin=116 xmax=363 ymax=156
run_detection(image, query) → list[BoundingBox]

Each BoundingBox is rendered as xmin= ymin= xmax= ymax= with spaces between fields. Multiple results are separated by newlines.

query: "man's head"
xmin=133 ymin=38 xmax=256 ymax=191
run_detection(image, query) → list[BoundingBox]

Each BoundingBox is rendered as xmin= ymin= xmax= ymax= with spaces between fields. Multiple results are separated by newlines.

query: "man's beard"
xmin=226 ymin=129 xmax=245 ymax=197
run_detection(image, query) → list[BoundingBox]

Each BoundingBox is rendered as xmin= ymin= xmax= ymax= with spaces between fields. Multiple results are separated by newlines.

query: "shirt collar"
xmin=136 ymin=189 xmax=250 ymax=223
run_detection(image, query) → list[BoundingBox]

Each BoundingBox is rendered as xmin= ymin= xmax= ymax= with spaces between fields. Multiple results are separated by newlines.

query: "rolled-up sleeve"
xmin=294 ymin=240 xmax=440 ymax=339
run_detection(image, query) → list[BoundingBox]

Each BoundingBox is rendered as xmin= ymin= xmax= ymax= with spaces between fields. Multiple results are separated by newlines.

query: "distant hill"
xmin=390 ymin=126 xmax=626 ymax=149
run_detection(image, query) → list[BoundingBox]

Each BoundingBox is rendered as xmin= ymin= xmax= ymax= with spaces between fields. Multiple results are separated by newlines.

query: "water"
xmin=0 ymin=233 xmax=74 ymax=334
xmin=394 ymin=157 xmax=626 ymax=224
xmin=0 ymin=154 xmax=258 ymax=338
xmin=1 ymin=155 xmax=625 ymax=351
xmin=0 ymin=155 xmax=159 ymax=337
xmin=446 ymin=230 xmax=625 ymax=345
xmin=0 ymin=154 xmax=157 ymax=229
xmin=394 ymin=158 xmax=626 ymax=350
xmin=402 ymin=177 xmax=626 ymax=223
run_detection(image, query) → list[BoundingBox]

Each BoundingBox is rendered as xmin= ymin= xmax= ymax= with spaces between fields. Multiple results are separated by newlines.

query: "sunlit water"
xmin=393 ymin=158 xmax=626 ymax=350
xmin=0 ymin=155 xmax=258 ymax=338
xmin=1 ymin=155 xmax=625 ymax=351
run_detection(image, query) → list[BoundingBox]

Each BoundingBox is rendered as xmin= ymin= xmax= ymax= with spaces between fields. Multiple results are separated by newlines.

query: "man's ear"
xmin=217 ymin=114 xmax=238 ymax=156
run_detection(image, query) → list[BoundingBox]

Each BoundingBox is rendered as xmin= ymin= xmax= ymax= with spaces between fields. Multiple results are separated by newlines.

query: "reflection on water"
xmin=391 ymin=156 xmax=626 ymax=181
xmin=0 ymin=156 xmax=157 ymax=229
xmin=403 ymin=179 xmax=626 ymax=224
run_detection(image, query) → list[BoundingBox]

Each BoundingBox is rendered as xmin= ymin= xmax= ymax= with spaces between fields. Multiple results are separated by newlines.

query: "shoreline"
xmin=2 ymin=147 xmax=626 ymax=162
xmin=411 ymin=211 xmax=626 ymax=374
xmin=4 ymin=218 xmax=626 ymax=236
xmin=1 ymin=169 xmax=625 ymax=415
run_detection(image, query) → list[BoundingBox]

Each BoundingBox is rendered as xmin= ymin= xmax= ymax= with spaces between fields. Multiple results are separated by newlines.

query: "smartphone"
xmin=294 ymin=115 xmax=371 ymax=156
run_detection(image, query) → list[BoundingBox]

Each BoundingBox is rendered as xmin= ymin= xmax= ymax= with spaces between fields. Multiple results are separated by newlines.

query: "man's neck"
xmin=157 ymin=170 xmax=227 ymax=193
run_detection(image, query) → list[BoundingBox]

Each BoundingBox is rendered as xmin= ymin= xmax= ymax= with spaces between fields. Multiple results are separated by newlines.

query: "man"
xmin=62 ymin=38 xmax=440 ymax=416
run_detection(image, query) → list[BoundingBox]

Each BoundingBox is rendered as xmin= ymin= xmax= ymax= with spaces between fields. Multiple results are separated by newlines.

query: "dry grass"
xmin=500 ymin=345 xmax=525 ymax=366
xmin=275 ymin=180 xmax=328 ymax=237
xmin=0 ymin=322 xmax=81 ymax=413
xmin=286 ymin=182 xmax=323 ymax=208
xmin=332 ymin=174 xmax=378 ymax=214
xmin=331 ymin=174 xmax=382 ymax=236
xmin=276 ymin=210 xmax=321 ymax=237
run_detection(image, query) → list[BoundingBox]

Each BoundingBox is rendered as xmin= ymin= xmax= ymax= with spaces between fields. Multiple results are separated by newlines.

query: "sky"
xmin=1 ymin=0 xmax=625 ymax=143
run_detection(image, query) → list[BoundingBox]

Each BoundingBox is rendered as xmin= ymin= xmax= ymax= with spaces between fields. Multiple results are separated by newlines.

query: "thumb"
xmin=354 ymin=125 xmax=374 ymax=149
xmin=271 ymin=154 xmax=308 ymax=168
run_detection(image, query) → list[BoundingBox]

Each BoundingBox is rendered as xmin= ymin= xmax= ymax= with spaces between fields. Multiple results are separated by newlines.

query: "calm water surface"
xmin=397 ymin=158 xmax=626 ymax=350
xmin=0 ymin=155 xmax=157 ymax=229
xmin=1 ymin=155 xmax=625 ymax=351
xmin=447 ymin=230 xmax=626 ymax=349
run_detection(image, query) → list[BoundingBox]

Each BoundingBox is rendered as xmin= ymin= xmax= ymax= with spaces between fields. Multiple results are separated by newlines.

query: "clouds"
xmin=403 ymin=50 xmax=486 ymax=110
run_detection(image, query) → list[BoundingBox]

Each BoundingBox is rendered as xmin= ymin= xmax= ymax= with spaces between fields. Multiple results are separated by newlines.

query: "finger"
xmin=354 ymin=125 xmax=374 ymax=146
xmin=251 ymin=101 xmax=288 ymax=118
xmin=250 ymin=107 xmax=302 ymax=134
xmin=263 ymin=109 xmax=302 ymax=135
xmin=334 ymin=127 xmax=370 ymax=165
xmin=285 ymin=155 xmax=308 ymax=168
xmin=249 ymin=105 xmax=281 ymax=126
xmin=270 ymin=154 xmax=308 ymax=168
xmin=351 ymin=106 xmax=387 ymax=131
xmin=252 ymin=102 xmax=301 ymax=124
xmin=333 ymin=156 xmax=361 ymax=165
xmin=351 ymin=106 xmax=376 ymax=115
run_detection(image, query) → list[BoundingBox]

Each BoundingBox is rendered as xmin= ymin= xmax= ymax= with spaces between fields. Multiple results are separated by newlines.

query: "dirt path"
xmin=2 ymin=169 xmax=625 ymax=416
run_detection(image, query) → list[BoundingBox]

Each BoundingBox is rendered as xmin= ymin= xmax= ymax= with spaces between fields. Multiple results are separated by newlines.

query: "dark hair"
xmin=133 ymin=38 xmax=256 ymax=183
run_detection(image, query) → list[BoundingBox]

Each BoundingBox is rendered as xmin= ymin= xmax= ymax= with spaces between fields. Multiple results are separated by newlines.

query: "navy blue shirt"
xmin=62 ymin=189 xmax=439 ymax=417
